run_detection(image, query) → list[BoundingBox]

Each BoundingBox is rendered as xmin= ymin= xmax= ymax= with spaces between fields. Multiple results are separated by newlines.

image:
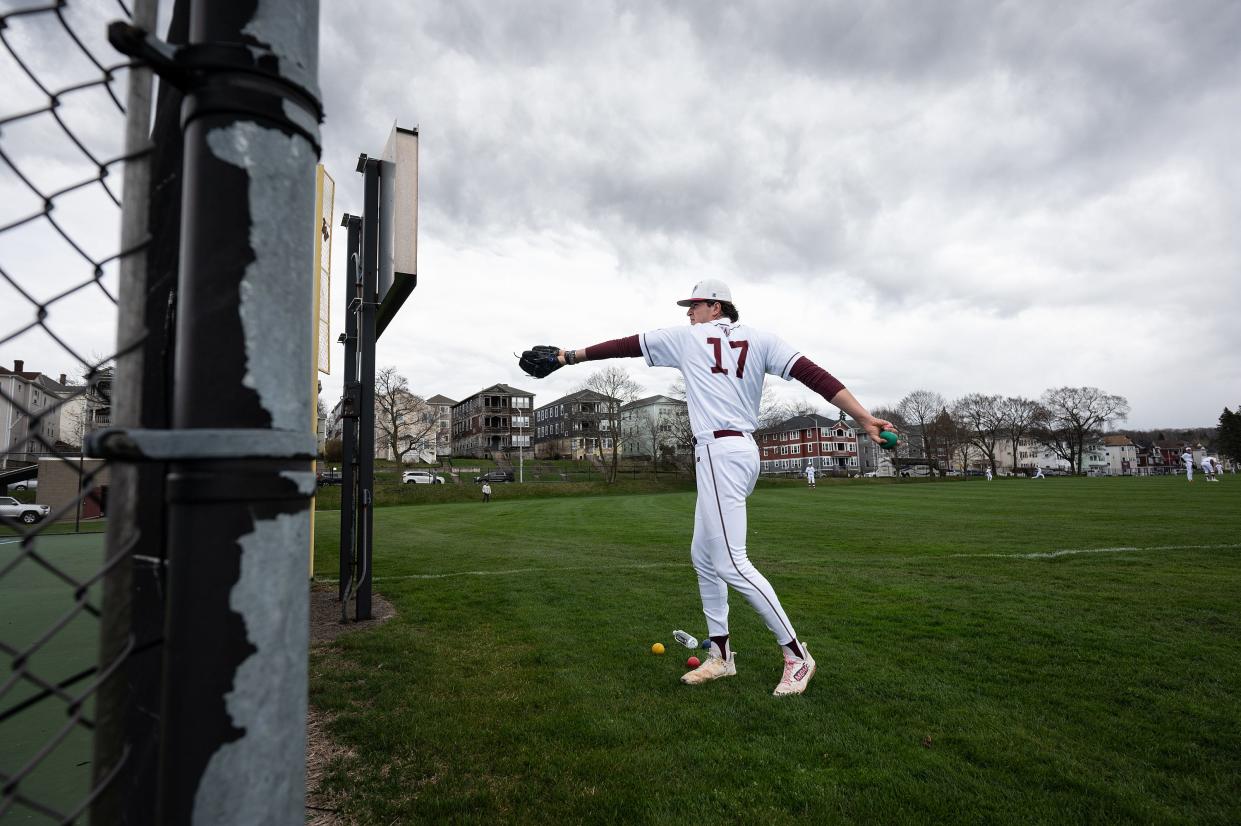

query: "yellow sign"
xmin=310 ymin=165 xmax=335 ymax=579
xmin=313 ymin=166 xmax=335 ymax=375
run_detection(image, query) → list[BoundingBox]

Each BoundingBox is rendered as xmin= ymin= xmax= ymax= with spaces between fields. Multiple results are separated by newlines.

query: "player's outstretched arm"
xmin=789 ymin=356 xmax=895 ymax=445
xmin=517 ymin=335 xmax=642 ymax=378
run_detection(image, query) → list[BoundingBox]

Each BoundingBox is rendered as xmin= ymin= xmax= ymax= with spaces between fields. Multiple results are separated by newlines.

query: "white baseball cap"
xmin=676 ymin=278 xmax=733 ymax=306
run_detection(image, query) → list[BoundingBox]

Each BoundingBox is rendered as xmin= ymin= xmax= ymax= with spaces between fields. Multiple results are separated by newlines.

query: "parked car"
xmin=403 ymin=470 xmax=445 ymax=484
xmin=0 ymin=496 xmax=50 ymax=524
xmin=317 ymin=469 xmax=343 ymax=486
xmin=473 ymin=470 xmax=514 ymax=484
xmin=8 ymin=479 xmax=37 ymax=491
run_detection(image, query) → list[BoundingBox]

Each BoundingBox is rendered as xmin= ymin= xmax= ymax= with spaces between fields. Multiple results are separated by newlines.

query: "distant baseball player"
xmin=1032 ymin=467 xmax=1045 ymax=479
xmin=804 ymin=462 xmax=816 ymax=488
xmin=1182 ymin=449 xmax=1194 ymax=482
xmin=482 ymin=481 xmax=492 ymax=502
xmin=984 ymin=468 xmax=993 ymax=481
xmin=518 ymin=279 xmax=895 ymax=697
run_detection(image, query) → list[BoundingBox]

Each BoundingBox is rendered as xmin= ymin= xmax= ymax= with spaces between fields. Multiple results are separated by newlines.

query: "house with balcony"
xmin=451 ymin=384 xmax=535 ymax=458
xmin=756 ymin=414 xmax=859 ymax=476
xmin=532 ymin=390 xmax=622 ymax=460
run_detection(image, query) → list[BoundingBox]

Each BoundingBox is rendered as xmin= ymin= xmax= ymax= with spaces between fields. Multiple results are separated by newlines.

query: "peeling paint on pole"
xmin=192 ymin=513 xmax=310 ymax=824
xmin=207 ymin=123 xmax=314 ymax=431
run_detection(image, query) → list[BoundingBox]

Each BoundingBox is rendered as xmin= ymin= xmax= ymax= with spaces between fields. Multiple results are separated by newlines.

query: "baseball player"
xmin=1032 ymin=467 xmax=1045 ymax=479
xmin=984 ymin=467 xmax=993 ymax=481
xmin=1181 ymin=449 xmax=1194 ymax=482
xmin=804 ymin=462 xmax=816 ymax=488
xmin=518 ymin=279 xmax=895 ymax=697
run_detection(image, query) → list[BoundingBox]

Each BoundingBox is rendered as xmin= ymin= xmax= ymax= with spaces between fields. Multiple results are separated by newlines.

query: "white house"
xmin=1102 ymin=435 xmax=1137 ymax=476
xmin=618 ymin=394 xmax=687 ymax=459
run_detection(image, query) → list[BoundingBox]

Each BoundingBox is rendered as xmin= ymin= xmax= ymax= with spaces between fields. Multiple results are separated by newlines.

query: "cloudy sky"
xmin=314 ymin=0 xmax=1239 ymax=428
xmin=2 ymin=1 xmax=1239 ymax=429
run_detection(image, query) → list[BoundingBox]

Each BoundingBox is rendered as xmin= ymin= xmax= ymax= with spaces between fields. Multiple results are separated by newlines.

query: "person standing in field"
xmin=804 ymin=462 xmax=816 ymax=488
xmin=517 ymin=279 xmax=895 ymax=697
xmin=481 ymin=481 xmax=492 ymax=502
xmin=1182 ymin=448 xmax=1194 ymax=482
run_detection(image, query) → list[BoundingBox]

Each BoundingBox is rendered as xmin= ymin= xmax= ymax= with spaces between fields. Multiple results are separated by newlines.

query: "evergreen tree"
xmin=1218 ymin=407 xmax=1241 ymax=463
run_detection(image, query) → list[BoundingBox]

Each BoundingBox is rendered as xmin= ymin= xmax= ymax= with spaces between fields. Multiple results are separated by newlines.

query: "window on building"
xmin=791 ymin=444 xmax=800 ymax=454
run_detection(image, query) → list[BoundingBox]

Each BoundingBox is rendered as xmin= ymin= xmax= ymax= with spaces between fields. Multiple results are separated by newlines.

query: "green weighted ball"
xmin=879 ymin=430 xmax=899 ymax=450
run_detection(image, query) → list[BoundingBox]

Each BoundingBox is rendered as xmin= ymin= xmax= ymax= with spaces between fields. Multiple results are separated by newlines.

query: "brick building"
xmin=757 ymin=414 xmax=859 ymax=475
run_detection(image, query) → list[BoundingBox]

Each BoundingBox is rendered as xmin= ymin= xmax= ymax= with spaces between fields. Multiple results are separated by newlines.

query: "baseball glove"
xmin=518 ymin=345 xmax=562 ymax=379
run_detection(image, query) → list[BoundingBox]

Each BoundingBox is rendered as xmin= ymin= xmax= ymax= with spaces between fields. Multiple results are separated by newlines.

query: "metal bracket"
xmin=106 ymin=22 xmax=324 ymax=153
xmin=86 ymin=428 xmax=318 ymax=462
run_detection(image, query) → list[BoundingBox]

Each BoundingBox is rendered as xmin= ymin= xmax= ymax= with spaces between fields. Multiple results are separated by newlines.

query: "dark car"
xmin=474 ymin=470 xmax=514 ymax=484
xmin=317 ymin=469 xmax=343 ymax=486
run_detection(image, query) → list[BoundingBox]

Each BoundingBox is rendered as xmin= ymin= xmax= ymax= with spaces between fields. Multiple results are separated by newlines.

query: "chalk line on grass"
xmin=946 ymin=543 xmax=1241 ymax=560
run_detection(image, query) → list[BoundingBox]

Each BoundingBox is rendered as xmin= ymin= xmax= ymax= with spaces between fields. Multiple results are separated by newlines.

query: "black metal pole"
xmin=155 ymin=1 xmax=321 ymax=822
xmin=338 ymin=214 xmax=360 ymax=608
xmin=356 ymin=158 xmax=379 ymax=620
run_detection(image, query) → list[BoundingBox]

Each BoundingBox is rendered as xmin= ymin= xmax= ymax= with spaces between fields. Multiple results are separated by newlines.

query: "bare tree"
xmin=1034 ymin=387 xmax=1130 ymax=474
xmin=953 ymin=393 xmax=1005 ymax=475
xmin=789 ymin=399 xmax=819 ymax=417
xmin=628 ymin=408 xmax=663 ymax=469
xmin=374 ymin=366 xmax=437 ymax=465
xmin=758 ymin=388 xmax=792 ymax=429
xmin=582 ymin=366 xmax=643 ymax=482
xmin=1000 ymin=396 xmax=1043 ymax=473
xmin=665 ymin=379 xmax=698 ymax=474
xmin=898 ymin=390 xmax=946 ymax=472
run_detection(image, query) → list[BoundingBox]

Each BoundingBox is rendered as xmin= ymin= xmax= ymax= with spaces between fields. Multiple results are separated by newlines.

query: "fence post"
xmin=91 ymin=0 xmax=164 ymax=819
xmin=156 ymin=1 xmax=321 ymax=822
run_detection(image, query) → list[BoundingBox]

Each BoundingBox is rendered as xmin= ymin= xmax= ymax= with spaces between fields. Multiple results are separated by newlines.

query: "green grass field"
xmin=310 ymin=476 xmax=1241 ymax=824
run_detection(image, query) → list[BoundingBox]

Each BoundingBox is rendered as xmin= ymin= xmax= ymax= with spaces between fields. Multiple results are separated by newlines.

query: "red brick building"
xmin=757 ymin=414 xmax=859 ymax=476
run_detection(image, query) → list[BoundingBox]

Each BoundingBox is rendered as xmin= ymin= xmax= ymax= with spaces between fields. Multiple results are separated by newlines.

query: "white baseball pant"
xmin=692 ymin=434 xmax=798 ymax=645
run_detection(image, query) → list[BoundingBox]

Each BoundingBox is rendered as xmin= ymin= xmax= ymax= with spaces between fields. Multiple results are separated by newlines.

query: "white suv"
xmin=402 ymin=470 xmax=445 ymax=485
xmin=0 ymin=496 xmax=50 ymax=525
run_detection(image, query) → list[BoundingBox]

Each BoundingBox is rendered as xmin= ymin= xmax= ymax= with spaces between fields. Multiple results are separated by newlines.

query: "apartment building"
xmin=425 ymin=394 xmax=456 ymax=458
xmin=618 ymin=394 xmax=687 ymax=459
xmin=532 ymin=390 xmax=620 ymax=460
xmin=451 ymin=383 xmax=535 ymax=458
xmin=757 ymin=414 xmax=859 ymax=475
xmin=0 ymin=360 xmax=76 ymax=467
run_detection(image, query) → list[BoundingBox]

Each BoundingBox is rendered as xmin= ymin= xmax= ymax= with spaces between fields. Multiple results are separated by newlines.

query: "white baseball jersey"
xmin=639 ymin=320 xmax=799 ymax=439
xmin=1182 ymin=452 xmax=1193 ymax=466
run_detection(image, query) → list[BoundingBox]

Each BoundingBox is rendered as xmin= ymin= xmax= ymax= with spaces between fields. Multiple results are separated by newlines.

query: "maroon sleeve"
xmin=789 ymin=356 xmax=846 ymax=402
xmin=582 ymin=334 xmax=642 ymax=361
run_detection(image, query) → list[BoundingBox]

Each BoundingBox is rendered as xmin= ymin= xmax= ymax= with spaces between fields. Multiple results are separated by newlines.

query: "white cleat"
xmin=773 ymin=645 xmax=816 ymax=697
xmin=680 ymin=653 xmax=737 ymax=685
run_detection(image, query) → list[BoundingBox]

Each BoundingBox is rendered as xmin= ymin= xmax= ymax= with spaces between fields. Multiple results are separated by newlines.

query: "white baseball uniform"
xmin=805 ymin=464 xmax=816 ymax=486
xmin=640 ymin=318 xmax=803 ymax=646
xmin=1182 ymin=451 xmax=1194 ymax=480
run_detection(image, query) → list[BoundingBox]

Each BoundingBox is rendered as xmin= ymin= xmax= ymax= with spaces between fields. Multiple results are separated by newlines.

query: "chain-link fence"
xmin=2 ymin=0 xmax=321 ymax=823
xmin=1 ymin=1 xmax=155 ymax=822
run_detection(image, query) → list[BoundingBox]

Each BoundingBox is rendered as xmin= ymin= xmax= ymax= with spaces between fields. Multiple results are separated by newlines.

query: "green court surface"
xmin=1 ymin=532 xmax=105 ymax=824
xmin=309 ymin=476 xmax=1241 ymax=824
